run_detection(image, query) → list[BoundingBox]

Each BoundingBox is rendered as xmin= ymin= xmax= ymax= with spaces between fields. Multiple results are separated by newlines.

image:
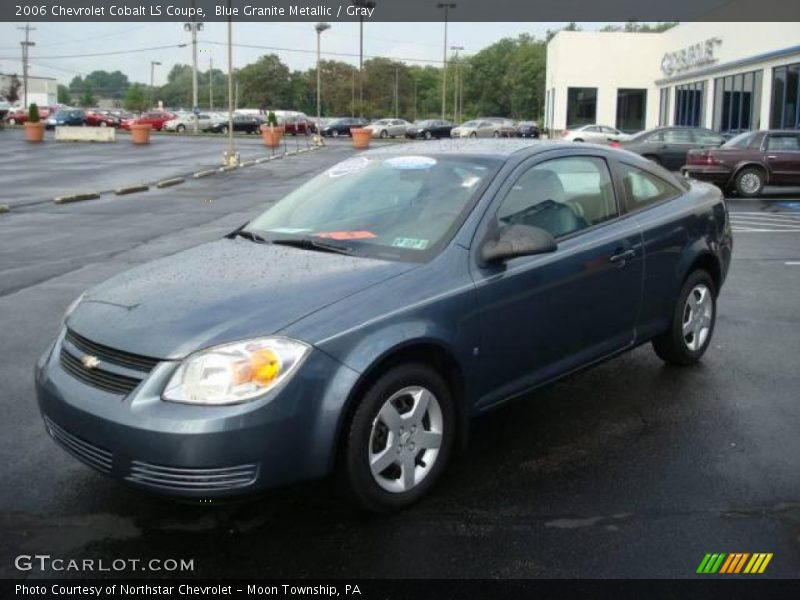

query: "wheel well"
xmin=333 ymin=342 xmax=469 ymax=468
xmin=687 ymin=253 xmax=722 ymax=295
xmin=733 ymin=162 xmax=768 ymax=183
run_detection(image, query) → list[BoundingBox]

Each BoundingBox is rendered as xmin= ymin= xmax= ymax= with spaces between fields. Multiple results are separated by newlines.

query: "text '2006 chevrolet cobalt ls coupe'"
xmin=36 ymin=140 xmax=732 ymax=512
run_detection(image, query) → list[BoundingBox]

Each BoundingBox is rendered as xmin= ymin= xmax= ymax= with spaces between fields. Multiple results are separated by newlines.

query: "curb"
xmin=155 ymin=177 xmax=186 ymax=189
xmin=115 ymin=184 xmax=150 ymax=196
xmin=53 ymin=192 xmax=101 ymax=204
xmin=193 ymin=168 xmax=218 ymax=178
xmin=0 ymin=204 xmax=9 ymax=214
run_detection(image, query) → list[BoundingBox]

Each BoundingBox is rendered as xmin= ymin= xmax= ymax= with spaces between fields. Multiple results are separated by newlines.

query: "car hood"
xmin=68 ymin=238 xmax=416 ymax=359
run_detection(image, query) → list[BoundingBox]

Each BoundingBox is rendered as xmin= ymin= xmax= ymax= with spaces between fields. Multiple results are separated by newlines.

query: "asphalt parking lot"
xmin=0 ymin=134 xmax=799 ymax=579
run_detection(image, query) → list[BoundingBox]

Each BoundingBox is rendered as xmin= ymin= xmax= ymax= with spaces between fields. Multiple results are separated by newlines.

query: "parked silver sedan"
xmin=562 ymin=124 xmax=632 ymax=144
xmin=451 ymin=120 xmax=501 ymax=138
xmin=366 ymin=119 xmax=412 ymax=138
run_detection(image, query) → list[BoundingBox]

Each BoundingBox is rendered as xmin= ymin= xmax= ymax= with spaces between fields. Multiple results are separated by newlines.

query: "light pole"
xmin=184 ymin=9 xmax=203 ymax=134
xmin=223 ymin=0 xmax=238 ymax=167
xmin=350 ymin=0 xmax=376 ymax=118
xmin=437 ymin=3 xmax=456 ymax=121
xmin=450 ymin=45 xmax=464 ymax=123
xmin=315 ymin=22 xmax=331 ymax=146
xmin=149 ymin=61 xmax=161 ymax=110
xmin=394 ymin=67 xmax=399 ymax=118
xmin=18 ymin=23 xmax=35 ymax=109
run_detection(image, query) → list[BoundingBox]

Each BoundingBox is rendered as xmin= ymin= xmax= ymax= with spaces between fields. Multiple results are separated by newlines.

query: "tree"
xmin=57 ymin=84 xmax=71 ymax=105
xmin=123 ymin=83 xmax=148 ymax=112
xmin=236 ymin=54 xmax=292 ymax=109
xmin=601 ymin=21 xmax=678 ymax=33
xmin=4 ymin=74 xmax=21 ymax=104
xmin=79 ymin=85 xmax=96 ymax=107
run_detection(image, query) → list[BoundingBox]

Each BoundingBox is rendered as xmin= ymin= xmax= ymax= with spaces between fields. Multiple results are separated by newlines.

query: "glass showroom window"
xmin=674 ymin=81 xmax=705 ymax=127
xmin=659 ymin=88 xmax=670 ymax=126
xmin=567 ymin=88 xmax=597 ymax=127
xmin=771 ymin=62 xmax=800 ymax=129
xmin=713 ymin=70 xmax=762 ymax=134
xmin=616 ymin=88 xmax=647 ymax=133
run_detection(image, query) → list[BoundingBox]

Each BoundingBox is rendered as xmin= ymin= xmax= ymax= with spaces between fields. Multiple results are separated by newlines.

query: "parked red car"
xmin=84 ymin=110 xmax=120 ymax=128
xmin=279 ymin=114 xmax=317 ymax=135
xmin=682 ymin=130 xmax=800 ymax=197
xmin=120 ymin=112 xmax=176 ymax=131
xmin=6 ymin=107 xmax=52 ymax=125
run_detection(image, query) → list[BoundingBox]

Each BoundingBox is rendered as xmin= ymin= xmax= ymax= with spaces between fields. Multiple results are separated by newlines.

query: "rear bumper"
xmin=35 ymin=330 xmax=360 ymax=500
xmin=680 ymin=166 xmax=732 ymax=186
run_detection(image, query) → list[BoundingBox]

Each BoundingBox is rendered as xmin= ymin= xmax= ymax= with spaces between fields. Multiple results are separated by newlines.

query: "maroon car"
xmin=682 ymin=130 xmax=800 ymax=197
xmin=84 ymin=110 xmax=120 ymax=128
xmin=279 ymin=114 xmax=317 ymax=136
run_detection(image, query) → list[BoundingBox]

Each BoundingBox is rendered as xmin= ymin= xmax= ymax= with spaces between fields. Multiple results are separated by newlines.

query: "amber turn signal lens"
xmin=250 ymin=348 xmax=281 ymax=385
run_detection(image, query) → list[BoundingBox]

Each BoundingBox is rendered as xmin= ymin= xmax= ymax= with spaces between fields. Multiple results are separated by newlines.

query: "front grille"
xmin=65 ymin=329 xmax=160 ymax=372
xmin=44 ymin=416 xmax=113 ymax=474
xmin=59 ymin=349 xmax=142 ymax=395
xmin=126 ymin=461 xmax=259 ymax=492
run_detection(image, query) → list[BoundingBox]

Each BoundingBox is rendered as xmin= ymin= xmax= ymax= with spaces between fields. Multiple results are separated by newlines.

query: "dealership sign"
xmin=661 ymin=38 xmax=722 ymax=76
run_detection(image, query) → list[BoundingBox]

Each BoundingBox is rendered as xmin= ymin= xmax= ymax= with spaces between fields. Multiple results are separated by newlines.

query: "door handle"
xmin=610 ymin=249 xmax=636 ymax=266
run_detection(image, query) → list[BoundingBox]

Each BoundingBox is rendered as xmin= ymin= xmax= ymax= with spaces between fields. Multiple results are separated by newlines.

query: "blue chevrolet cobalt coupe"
xmin=36 ymin=140 xmax=732 ymax=511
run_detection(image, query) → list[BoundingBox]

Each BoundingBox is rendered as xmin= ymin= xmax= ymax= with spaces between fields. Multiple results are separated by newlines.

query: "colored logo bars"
xmin=697 ymin=553 xmax=773 ymax=574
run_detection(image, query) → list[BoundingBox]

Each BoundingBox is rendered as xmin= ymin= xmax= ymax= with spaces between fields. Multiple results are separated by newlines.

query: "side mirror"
xmin=481 ymin=224 xmax=557 ymax=264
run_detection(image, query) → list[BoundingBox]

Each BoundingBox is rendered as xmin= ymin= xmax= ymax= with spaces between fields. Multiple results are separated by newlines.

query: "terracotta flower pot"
xmin=24 ymin=122 xmax=45 ymax=143
xmin=350 ymin=127 xmax=371 ymax=150
xmin=130 ymin=123 xmax=152 ymax=145
xmin=260 ymin=125 xmax=283 ymax=148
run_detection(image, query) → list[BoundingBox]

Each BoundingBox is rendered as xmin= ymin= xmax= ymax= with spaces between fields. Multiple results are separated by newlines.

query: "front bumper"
xmin=35 ymin=330 xmax=360 ymax=499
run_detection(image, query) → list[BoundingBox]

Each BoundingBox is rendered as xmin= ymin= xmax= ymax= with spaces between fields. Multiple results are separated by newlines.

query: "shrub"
xmin=28 ymin=103 xmax=40 ymax=123
xmin=267 ymin=111 xmax=278 ymax=128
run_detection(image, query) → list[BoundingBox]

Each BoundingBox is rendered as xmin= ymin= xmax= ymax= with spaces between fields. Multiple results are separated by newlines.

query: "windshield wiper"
xmin=231 ymin=229 xmax=267 ymax=243
xmin=272 ymin=238 xmax=354 ymax=255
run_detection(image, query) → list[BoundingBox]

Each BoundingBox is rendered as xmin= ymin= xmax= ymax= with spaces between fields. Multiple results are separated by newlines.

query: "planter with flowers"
xmin=260 ymin=111 xmax=284 ymax=148
xmin=24 ymin=104 xmax=45 ymax=143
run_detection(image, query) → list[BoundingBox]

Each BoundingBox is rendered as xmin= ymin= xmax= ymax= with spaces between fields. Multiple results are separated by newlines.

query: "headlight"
xmin=162 ymin=337 xmax=310 ymax=405
xmin=63 ymin=292 xmax=85 ymax=322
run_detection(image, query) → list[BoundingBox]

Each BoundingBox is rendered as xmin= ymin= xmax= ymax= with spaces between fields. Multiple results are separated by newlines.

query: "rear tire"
xmin=734 ymin=167 xmax=765 ymax=198
xmin=342 ymin=363 xmax=455 ymax=512
xmin=652 ymin=269 xmax=717 ymax=366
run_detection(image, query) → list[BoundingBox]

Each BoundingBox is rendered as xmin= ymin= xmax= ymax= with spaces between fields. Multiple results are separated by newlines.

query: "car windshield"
xmin=722 ymin=131 xmax=758 ymax=148
xmin=245 ymin=154 xmax=501 ymax=261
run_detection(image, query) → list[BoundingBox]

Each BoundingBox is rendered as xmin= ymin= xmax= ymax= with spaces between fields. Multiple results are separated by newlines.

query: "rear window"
xmin=723 ymin=132 xmax=759 ymax=148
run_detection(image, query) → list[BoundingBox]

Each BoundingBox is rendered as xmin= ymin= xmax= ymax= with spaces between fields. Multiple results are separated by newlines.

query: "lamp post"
xmin=450 ymin=45 xmax=464 ymax=123
xmin=436 ymin=3 xmax=456 ymax=121
xmin=350 ymin=0 xmax=376 ymax=118
xmin=149 ymin=61 xmax=161 ymax=110
xmin=223 ymin=0 xmax=238 ymax=167
xmin=183 ymin=10 xmax=203 ymax=134
xmin=315 ymin=22 xmax=331 ymax=146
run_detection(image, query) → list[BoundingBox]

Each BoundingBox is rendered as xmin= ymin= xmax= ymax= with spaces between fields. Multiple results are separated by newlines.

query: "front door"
xmin=470 ymin=152 xmax=644 ymax=408
xmin=764 ymin=132 xmax=800 ymax=184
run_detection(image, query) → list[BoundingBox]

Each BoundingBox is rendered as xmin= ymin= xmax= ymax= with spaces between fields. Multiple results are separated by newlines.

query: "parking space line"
xmin=786 ymin=262 xmax=800 ymax=266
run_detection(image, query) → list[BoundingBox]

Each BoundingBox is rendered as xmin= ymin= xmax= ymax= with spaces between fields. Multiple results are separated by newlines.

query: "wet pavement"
xmin=0 ymin=143 xmax=799 ymax=579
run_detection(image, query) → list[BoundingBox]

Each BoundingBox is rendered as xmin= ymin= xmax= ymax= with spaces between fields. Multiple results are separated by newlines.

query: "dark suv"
xmin=682 ymin=130 xmax=800 ymax=197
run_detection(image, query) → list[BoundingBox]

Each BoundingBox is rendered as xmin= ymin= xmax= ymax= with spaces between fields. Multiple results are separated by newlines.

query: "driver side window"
xmin=496 ymin=156 xmax=618 ymax=239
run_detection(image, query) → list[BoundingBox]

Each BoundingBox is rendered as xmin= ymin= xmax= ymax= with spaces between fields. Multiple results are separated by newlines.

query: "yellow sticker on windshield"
xmin=392 ymin=237 xmax=429 ymax=250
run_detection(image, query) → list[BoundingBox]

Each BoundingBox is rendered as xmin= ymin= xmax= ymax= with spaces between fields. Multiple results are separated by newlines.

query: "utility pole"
xmin=413 ymin=79 xmax=417 ymax=122
xmin=223 ymin=0 xmax=238 ymax=167
xmin=315 ymin=22 xmax=331 ymax=146
xmin=18 ymin=23 xmax=35 ymax=109
xmin=350 ymin=0 xmax=376 ymax=118
xmin=351 ymin=67 xmax=355 ymax=118
xmin=450 ymin=45 xmax=464 ymax=123
xmin=184 ymin=5 xmax=203 ymax=134
xmin=150 ymin=61 xmax=161 ymax=110
xmin=437 ymin=3 xmax=456 ymax=122
xmin=394 ymin=67 xmax=399 ymax=118
xmin=209 ymin=57 xmax=213 ymax=111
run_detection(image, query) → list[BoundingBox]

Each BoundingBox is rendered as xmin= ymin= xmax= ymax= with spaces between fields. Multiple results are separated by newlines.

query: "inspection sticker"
xmin=392 ymin=237 xmax=429 ymax=250
xmin=327 ymin=156 xmax=370 ymax=178
xmin=315 ymin=231 xmax=377 ymax=240
xmin=383 ymin=156 xmax=437 ymax=170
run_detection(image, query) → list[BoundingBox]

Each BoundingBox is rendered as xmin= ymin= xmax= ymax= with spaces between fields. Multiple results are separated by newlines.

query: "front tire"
xmin=380 ymin=129 xmax=388 ymax=139
xmin=342 ymin=363 xmax=455 ymax=512
xmin=652 ymin=270 xmax=717 ymax=365
xmin=735 ymin=167 xmax=765 ymax=198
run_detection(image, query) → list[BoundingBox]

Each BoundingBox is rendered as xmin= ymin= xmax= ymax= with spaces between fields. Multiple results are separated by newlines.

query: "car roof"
xmin=362 ymin=138 xmax=564 ymax=159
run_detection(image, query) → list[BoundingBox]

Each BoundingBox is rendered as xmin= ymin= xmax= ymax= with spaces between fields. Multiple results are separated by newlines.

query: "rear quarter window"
xmin=619 ymin=163 xmax=682 ymax=209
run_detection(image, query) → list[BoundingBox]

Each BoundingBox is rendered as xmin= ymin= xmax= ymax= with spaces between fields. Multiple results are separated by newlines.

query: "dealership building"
xmin=544 ymin=22 xmax=800 ymax=134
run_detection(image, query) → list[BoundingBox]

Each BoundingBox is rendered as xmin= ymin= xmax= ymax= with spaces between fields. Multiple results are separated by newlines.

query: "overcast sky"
xmin=0 ymin=21 xmax=624 ymax=85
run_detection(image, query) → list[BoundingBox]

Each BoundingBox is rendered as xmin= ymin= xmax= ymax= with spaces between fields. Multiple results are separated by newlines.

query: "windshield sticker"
xmin=268 ymin=227 xmax=313 ymax=234
xmin=392 ymin=237 xmax=429 ymax=250
xmin=327 ymin=156 xmax=370 ymax=178
xmin=315 ymin=231 xmax=377 ymax=240
xmin=383 ymin=156 xmax=437 ymax=170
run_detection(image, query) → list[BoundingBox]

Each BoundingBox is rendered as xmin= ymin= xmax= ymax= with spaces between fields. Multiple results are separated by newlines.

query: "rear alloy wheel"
xmin=493 ymin=130 xmax=500 ymax=138
xmin=343 ymin=363 xmax=455 ymax=512
xmin=735 ymin=167 xmax=765 ymax=198
xmin=176 ymin=124 xmax=186 ymax=133
xmin=652 ymin=269 xmax=717 ymax=365
xmin=380 ymin=129 xmax=388 ymax=139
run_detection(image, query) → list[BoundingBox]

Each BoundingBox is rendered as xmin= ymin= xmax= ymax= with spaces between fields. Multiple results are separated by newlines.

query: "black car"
xmin=208 ymin=115 xmax=263 ymax=135
xmin=405 ymin=119 xmax=454 ymax=140
xmin=320 ymin=117 xmax=368 ymax=137
xmin=617 ymin=126 xmax=726 ymax=171
xmin=515 ymin=121 xmax=540 ymax=138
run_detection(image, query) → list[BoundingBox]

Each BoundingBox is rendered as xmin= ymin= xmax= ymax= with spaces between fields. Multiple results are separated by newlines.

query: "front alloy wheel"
xmin=343 ymin=363 xmax=454 ymax=512
xmin=735 ymin=167 xmax=764 ymax=197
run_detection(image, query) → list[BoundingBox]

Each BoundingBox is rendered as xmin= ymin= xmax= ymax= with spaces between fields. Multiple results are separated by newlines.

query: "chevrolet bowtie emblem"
xmin=81 ymin=355 xmax=101 ymax=369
